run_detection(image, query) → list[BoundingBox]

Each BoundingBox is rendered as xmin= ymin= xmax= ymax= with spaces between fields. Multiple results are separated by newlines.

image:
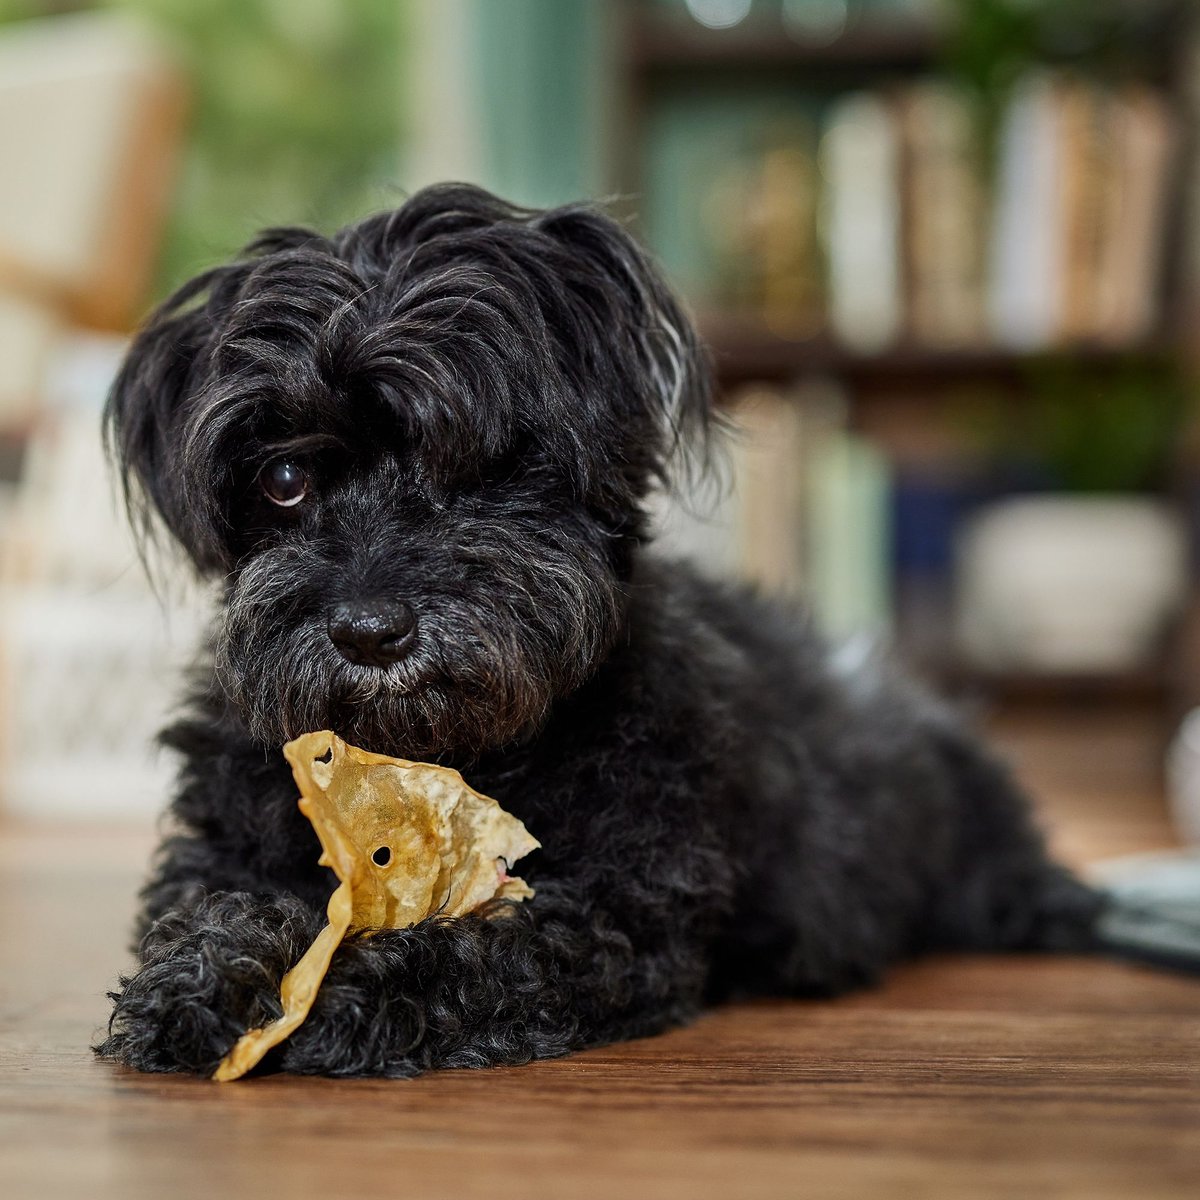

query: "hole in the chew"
xmin=314 ymin=748 xmax=333 ymax=764
xmin=372 ymin=846 xmax=392 ymax=867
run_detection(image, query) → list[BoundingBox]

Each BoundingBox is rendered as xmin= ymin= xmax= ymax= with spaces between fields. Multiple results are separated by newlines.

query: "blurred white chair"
xmin=0 ymin=10 xmax=186 ymax=427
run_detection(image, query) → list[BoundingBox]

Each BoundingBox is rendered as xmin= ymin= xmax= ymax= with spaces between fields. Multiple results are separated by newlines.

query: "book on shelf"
xmin=643 ymin=89 xmax=824 ymax=332
xmin=820 ymin=91 xmax=902 ymax=354
xmin=1093 ymin=85 xmax=1177 ymax=344
xmin=987 ymin=73 xmax=1063 ymax=349
xmin=730 ymin=383 xmax=811 ymax=596
xmin=1056 ymin=80 xmax=1106 ymax=343
xmin=803 ymin=392 xmax=892 ymax=641
xmin=651 ymin=380 xmax=893 ymax=641
xmin=898 ymin=81 xmax=986 ymax=348
xmin=752 ymin=130 xmax=824 ymax=339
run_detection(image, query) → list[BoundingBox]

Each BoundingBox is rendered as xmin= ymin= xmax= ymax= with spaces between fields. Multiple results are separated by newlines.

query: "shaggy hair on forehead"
xmin=108 ymin=187 xmax=708 ymax=574
xmin=97 ymin=183 xmax=1177 ymax=1082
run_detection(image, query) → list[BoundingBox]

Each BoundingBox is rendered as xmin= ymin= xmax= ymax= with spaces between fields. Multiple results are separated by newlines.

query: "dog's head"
xmin=107 ymin=184 xmax=711 ymax=758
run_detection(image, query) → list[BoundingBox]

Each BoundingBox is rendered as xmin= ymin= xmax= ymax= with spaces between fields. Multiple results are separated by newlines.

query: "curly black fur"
xmin=98 ymin=184 xmax=1104 ymax=1078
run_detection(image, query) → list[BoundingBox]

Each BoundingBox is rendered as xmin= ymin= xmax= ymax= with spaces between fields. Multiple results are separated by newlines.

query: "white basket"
xmin=0 ymin=332 xmax=211 ymax=819
xmin=0 ymin=587 xmax=206 ymax=818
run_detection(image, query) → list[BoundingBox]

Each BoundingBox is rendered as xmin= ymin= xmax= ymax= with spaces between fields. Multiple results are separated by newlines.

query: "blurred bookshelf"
xmin=615 ymin=0 xmax=1199 ymax=713
xmin=697 ymin=312 xmax=1177 ymax=388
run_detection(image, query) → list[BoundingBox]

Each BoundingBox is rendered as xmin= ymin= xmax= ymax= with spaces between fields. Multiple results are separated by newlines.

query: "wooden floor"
xmin=2 ymin=707 xmax=1198 ymax=1199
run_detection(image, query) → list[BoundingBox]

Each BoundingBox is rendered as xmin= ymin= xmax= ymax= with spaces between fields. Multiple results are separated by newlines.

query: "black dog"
xmin=99 ymin=183 xmax=1114 ymax=1077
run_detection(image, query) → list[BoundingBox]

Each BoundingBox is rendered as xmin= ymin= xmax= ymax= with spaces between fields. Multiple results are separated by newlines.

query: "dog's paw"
xmin=95 ymin=892 xmax=321 ymax=1075
xmin=277 ymin=913 xmax=558 ymax=1078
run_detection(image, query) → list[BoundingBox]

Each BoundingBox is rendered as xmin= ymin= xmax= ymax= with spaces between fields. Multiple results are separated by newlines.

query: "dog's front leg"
xmin=100 ymin=873 xmax=716 ymax=1078
xmin=97 ymin=890 xmax=325 ymax=1074
xmin=278 ymin=876 xmax=715 ymax=1078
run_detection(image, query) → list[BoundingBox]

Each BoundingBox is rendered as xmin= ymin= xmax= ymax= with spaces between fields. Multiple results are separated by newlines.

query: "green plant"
xmin=957 ymin=358 xmax=1191 ymax=493
xmin=114 ymin=0 xmax=407 ymax=295
xmin=1 ymin=0 xmax=407 ymax=300
xmin=941 ymin=0 xmax=1181 ymax=160
xmin=1024 ymin=358 xmax=1190 ymax=492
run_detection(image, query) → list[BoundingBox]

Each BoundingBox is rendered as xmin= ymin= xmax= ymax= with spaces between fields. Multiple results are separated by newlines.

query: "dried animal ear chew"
xmin=214 ymin=730 xmax=539 ymax=1081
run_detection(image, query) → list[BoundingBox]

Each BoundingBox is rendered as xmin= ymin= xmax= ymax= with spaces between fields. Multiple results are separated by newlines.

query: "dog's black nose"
xmin=327 ymin=598 xmax=417 ymax=667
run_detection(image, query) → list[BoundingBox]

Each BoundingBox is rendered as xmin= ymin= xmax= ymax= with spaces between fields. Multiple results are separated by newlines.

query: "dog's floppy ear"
xmin=105 ymin=259 xmax=257 ymax=573
xmin=532 ymin=203 xmax=715 ymax=488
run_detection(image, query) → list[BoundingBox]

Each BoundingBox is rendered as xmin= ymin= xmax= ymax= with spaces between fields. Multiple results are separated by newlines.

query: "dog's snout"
xmin=328 ymin=598 xmax=417 ymax=667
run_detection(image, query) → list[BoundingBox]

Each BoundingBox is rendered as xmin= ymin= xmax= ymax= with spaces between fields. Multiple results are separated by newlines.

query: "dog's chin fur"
xmin=96 ymin=184 xmax=1106 ymax=1079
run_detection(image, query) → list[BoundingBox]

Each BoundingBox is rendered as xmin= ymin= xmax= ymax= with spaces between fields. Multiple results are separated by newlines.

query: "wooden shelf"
xmin=699 ymin=312 xmax=1175 ymax=387
xmin=933 ymin=664 xmax=1174 ymax=706
xmin=627 ymin=13 xmax=941 ymax=76
xmin=897 ymin=603 xmax=1178 ymax=708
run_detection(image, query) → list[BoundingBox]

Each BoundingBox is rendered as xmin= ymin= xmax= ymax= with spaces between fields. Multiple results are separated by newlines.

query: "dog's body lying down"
xmin=101 ymin=185 xmax=1111 ymax=1077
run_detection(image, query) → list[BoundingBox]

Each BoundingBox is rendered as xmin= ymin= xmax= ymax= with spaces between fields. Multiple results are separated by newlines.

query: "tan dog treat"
xmin=214 ymin=730 xmax=538 ymax=1081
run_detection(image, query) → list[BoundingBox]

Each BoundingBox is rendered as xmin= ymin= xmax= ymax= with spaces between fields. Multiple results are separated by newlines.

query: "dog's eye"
xmin=258 ymin=460 xmax=310 ymax=508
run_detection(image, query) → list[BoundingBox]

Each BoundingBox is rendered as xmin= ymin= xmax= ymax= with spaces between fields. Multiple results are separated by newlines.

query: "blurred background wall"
xmin=1 ymin=0 xmax=1199 ymax=830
